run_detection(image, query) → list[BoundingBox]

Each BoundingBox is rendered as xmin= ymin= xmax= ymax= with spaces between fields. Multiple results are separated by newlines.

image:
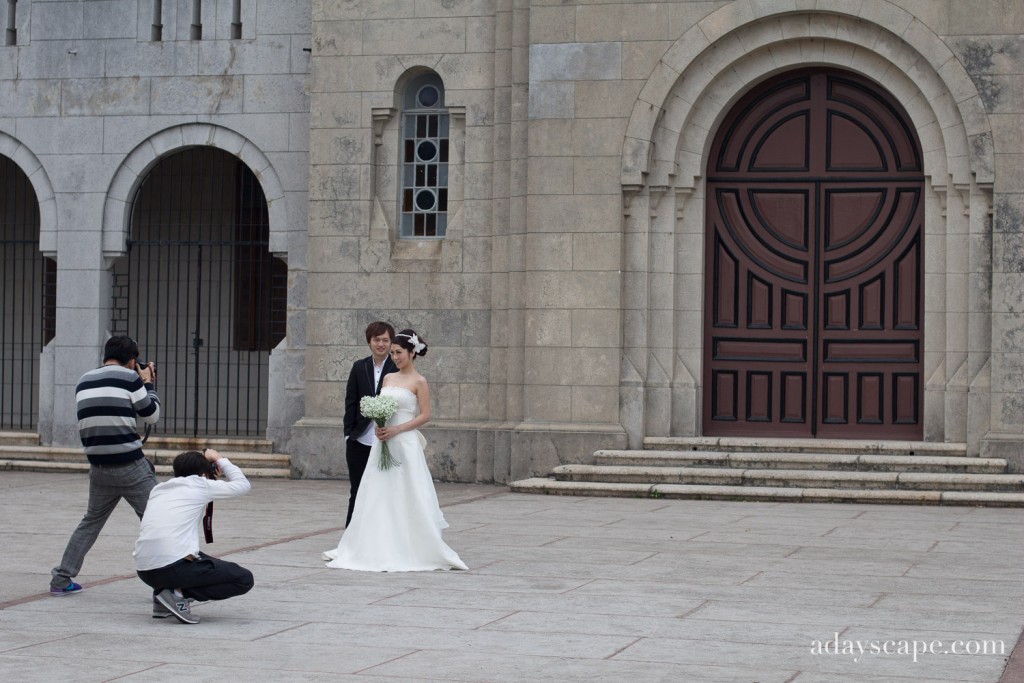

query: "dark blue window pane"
xmin=417 ymin=140 xmax=437 ymax=161
xmin=415 ymin=189 xmax=436 ymax=211
xmin=418 ymin=86 xmax=439 ymax=108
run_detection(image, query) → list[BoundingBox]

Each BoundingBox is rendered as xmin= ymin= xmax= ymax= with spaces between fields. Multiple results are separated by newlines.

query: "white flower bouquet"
xmin=360 ymin=394 xmax=401 ymax=470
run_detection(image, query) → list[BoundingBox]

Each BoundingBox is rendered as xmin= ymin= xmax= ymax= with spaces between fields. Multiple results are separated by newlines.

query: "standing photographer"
xmin=134 ymin=449 xmax=253 ymax=624
xmin=49 ymin=335 xmax=160 ymax=596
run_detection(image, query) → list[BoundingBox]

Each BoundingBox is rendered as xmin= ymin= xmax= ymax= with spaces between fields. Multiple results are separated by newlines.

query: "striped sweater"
xmin=76 ymin=364 xmax=161 ymax=466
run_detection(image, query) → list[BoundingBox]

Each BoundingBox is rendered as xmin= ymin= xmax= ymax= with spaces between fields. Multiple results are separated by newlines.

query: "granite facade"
xmin=3 ymin=1 xmax=1022 ymax=479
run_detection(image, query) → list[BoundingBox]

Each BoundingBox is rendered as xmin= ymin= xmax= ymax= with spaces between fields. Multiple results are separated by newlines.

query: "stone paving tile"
xmin=11 ymin=632 xmax=416 ymax=676
xmin=542 ymin=534 xmax=804 ymax=557
xmin=691 ymin=530 xmax=941 ymax=551
xmin=0 ymin=655 xmax=155 ymax=682
xmin=470 ymin=559 xmax=763 ymax=584
xmin=571 ymin=579 xmax=883 ymax=608
xmin=360 ymin=648 xmax=796 ymax=682
xmin=1 ymin=472 xmax=1021 ymax=682
xmin=376 ymin=586 xmax=706 ymax=618
xmin=742 ymin=571 xmax=1024 ymax=598
xmin=268 ymin=621 xmax=637 ymax=660
xmin=688 ymin=601 xmax=1023 ymax=633
xmin=298 ymin=568 xmax=591 ymax=593
xmin=633 ymin=552 xmax=918 ymax=577
xmin=98 ymin=662 xmax=428 ymax=682
xmin=0 ymin=604 xmax=308 ymax=639
xmin=613 ymin=636 xmax=1006 ymax=681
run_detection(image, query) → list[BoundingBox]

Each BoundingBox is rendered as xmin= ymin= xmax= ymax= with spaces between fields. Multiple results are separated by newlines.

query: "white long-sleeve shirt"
xmin=134 ymin=458 xmax=251 ymax=571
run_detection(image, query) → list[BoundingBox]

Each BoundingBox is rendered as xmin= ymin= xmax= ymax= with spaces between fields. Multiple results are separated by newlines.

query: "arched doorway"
xmin=112 ymin=147 xmax=287 ymax=437
xmin=703 ymin=68 xmax=924 ymax=439
xmin=0 ymin=155 xmax=53 ymax=430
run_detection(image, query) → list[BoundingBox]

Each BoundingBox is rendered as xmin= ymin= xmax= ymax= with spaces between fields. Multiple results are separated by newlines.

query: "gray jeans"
xmin=50 ymin=457 xmax=157 ymax=589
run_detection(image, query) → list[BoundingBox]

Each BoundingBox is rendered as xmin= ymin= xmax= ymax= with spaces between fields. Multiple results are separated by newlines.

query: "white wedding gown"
xmin=323 ymin=386 xmax=467 ymax=572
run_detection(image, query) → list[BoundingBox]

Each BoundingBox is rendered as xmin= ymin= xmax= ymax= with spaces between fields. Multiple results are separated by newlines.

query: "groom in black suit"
xmin=343 ymin=321 xmax=398 ymax=526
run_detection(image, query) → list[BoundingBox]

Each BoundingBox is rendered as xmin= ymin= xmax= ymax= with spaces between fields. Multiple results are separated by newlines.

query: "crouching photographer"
xmin=133 ymin=449 xmax=253 ymax=624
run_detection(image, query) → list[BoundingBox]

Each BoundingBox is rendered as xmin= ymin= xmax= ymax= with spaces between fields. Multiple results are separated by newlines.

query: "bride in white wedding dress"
xmin=323 ymin=329 xmax=467 ymax=572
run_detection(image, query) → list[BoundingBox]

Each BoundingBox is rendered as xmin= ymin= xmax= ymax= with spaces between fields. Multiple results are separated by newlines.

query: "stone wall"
xmin=3 ymin=1 xmax=1023 ymax=479
xmin=0 ymin=0 xmax=310 ymax=448
xmin=296 ymin=0 xmax=1022 ymax=481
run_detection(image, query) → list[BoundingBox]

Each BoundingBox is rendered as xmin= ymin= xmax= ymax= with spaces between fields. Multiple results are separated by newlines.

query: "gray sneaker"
xmin=154 ymin=589 xmax=200 ymax=624
xmin=152 ymin=595 xmax=194 ymax=619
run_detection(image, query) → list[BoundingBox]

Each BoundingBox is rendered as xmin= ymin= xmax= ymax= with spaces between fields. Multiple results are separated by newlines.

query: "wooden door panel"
xmin=706 ymin=183 xmax=816 ymax=437
xmin=704 ymin=68 xmax=923 ymax=439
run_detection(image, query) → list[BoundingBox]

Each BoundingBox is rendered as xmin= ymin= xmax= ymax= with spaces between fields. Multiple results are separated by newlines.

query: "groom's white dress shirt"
xmin=356 ymin=357 xmax=387 ymax=447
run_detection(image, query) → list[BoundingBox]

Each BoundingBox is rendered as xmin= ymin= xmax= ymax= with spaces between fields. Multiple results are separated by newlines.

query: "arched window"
xmin=400 ymin=73 xmax=449 ymax=238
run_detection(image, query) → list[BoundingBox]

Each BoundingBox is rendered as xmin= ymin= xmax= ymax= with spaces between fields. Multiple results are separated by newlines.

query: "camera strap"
xmin=202 ymin=503 xmax=214 ymax=544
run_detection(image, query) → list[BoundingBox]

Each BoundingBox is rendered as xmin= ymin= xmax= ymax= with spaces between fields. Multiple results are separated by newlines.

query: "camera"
xmin=136 ymin=360 xmax=156 ymax=382
xmin=201 ymin=449 xmax=220 ymax=479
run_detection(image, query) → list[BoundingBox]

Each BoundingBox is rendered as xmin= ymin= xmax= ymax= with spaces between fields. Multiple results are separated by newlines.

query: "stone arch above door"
xmin=0 ymin=132 xmax=57 ymax=253
xmin=621 ymin=3 xmax=992 ymax=191
xmin=101 ymin=124 xmax=288 ymax=258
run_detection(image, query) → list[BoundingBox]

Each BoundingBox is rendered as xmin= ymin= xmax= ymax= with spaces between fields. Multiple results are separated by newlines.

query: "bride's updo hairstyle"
xmin=394 ymin=329 xmax=428 ymax=358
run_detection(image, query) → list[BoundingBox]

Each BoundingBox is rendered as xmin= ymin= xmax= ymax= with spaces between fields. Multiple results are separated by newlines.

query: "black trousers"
xmin=137 ymin=552 xmax=253 ymax=602
xmin=345 ymin=439 xmax=372 ymax=526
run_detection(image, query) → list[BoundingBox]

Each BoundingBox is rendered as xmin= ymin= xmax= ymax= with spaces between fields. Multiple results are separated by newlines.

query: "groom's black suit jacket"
xmin=344 ymin=355 xmax=398 ymax=441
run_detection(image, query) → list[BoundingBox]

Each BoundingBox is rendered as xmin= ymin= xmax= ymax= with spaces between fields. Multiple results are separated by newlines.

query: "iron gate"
xmin=112 ymin=148 xmax=286 ymax=437
xmin=0 ymin=154 xmax=53 ymax=430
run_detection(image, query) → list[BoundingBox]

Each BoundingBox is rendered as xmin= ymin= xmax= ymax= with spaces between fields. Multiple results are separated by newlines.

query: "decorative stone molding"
xmin=0 ymin=132 xmax=57 ymax=253
xmin=102 ymin=124 xmax=287 ymax=258
xmin=621 ymin=4 xmax=993 ymax=192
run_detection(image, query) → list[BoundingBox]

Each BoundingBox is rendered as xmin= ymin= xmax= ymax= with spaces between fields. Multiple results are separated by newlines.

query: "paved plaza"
xmin=1 ymin=470 xmax=1022 ymax=682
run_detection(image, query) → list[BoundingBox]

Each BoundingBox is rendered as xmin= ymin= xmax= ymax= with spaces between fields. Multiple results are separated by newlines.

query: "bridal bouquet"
xmin=360 ymin=394 xmax=401 ymax=470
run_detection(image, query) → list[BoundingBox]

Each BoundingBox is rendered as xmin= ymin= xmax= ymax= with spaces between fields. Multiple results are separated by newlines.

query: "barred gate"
xmin=0 ymin=155 xmax=53 ymax=430
xmin=112 ymin=148 xmax=286 ymax=437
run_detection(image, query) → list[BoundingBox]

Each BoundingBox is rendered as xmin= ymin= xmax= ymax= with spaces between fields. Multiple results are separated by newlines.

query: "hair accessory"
xmin=397 ymin=332 xmax=426 ymax=356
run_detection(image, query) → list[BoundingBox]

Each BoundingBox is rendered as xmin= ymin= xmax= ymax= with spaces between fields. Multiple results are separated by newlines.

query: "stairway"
xmin=0 ymin=432 xmax=291 ymax=478
xmin=511 ymin=437 xmax=1024 ymax=506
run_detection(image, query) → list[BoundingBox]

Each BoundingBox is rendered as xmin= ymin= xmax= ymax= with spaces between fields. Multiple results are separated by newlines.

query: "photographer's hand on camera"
xmin=136 ymin=360 xmax=156 ymax=385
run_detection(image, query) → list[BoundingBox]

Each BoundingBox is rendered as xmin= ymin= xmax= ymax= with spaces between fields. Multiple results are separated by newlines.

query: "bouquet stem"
xmin=376 ymin=419 xmax=401 ymax=470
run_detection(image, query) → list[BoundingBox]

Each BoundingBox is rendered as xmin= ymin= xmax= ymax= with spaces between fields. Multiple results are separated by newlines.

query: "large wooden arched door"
xmin=703 ymin=69 xmax=924 ymax=439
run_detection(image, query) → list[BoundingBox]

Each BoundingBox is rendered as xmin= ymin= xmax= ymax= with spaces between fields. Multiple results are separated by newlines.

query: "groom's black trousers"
xmin=346 ymin=439 xmax=372 ymax=526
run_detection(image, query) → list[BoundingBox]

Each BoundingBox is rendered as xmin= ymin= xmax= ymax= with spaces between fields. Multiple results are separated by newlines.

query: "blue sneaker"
xmin=49 ymin=581 xmax=83 ymax=596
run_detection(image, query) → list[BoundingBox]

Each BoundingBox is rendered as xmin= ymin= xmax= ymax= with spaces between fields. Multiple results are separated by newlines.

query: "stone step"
xmin=594 ymin=450 xmax=1007 ymax=473
xmin=0 ymin=459 xmax=290 ymax=478
xmin=0 ymin=431 xmax=41 ymax=447
xmin=510 ymin=478 xmax=1024 ymax=507
xmin=0 ymin=445 xmax=290 ymax=470
xmin=143 ymin=435 xmax=275 ymax=454
xmin=553 ymin=465 xmax=1024 ymax=492
xmin=643 ymin=437 xmax=968 ymax=457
